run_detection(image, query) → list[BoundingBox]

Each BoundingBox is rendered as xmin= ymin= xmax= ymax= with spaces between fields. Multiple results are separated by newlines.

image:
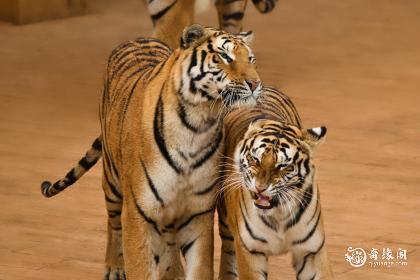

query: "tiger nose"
xmin=246 ymin=79 xmax=259 ymax=92
xmin=256 ymin=184 xmax=267 ymax=193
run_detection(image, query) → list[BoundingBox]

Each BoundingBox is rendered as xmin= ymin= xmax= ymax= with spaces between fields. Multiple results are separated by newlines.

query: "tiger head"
xmin=234 ymin=120 xmax=327 ymax=210
xmin=177 ymin=24 xmax=262 ymax=108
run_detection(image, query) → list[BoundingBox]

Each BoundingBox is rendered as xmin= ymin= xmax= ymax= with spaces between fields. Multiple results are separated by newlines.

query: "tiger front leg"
xmin=219 ymin=240 xmax=238 ymax=280
xmin=121 ymin=189 xmax=157 ymax=280
xmin=218 ymin=213 xmax=238 ymax=279
xmin=234 ymin=238 xmax=268 ymax=280
xmin=290 ymin=215 xmax=334 ymax=280
xmin=177 ymin=210 xmax=215 ymax=280
xmin=156 ymin=235 xmax=185 ymax=280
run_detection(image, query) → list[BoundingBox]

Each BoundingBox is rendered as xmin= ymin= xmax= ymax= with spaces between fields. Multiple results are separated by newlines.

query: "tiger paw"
xmin=104 ymin=266 xmax=126 ymax=280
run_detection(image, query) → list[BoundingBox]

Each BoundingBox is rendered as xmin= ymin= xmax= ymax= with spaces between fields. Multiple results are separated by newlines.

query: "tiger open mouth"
xmin=251 ymin=192 xmax=274 ymax=209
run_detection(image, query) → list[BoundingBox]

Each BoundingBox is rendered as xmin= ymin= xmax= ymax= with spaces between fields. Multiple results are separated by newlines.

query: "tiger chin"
xmin=218 ymin=87 xmax=334 ymax=279
xmin=41 ymin=24 xmax=262 ymax=280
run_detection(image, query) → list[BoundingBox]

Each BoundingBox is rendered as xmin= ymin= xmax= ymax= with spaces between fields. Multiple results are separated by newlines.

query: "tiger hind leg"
xmin=148 ymin=0 xmax=196 ymax=49
xmin=104 ymin=221 xmax=125 ymax=280
xmin=215 ymin=0 xmax=277 ymax=34
xmin=102 ymin=167 xmax=125 ymax=280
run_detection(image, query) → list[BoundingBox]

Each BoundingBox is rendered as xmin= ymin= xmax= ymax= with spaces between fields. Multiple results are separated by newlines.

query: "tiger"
xmin=217 ymin=86 xmax=334 ymax=279
xmin=148 ymin=0 xmax=277 ymax=49
xmin=40 ymin=24 xmax=262 ymax=280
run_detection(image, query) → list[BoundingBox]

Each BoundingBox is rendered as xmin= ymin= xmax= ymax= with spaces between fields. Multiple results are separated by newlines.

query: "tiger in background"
xmin=148 ymin=0 xmax=277 ymax=49
xmin=41 ymin=24 xmax=262 ymax=279
xmin=218 ymin=86 xmax=334 ymax=279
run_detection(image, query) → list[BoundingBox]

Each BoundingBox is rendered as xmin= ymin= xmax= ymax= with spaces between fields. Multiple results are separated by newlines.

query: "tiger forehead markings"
xmin=40 ymin=24 xmax=262 ymax=280
xmin=241 ymin=130 xmax=300 ymax=168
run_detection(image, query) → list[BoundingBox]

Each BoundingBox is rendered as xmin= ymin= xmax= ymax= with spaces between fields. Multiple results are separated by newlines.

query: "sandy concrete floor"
xmin=0 ymin=0 xmax=419 ymax=279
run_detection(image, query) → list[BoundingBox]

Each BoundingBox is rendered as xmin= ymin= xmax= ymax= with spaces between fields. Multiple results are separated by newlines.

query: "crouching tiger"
xmin=41 ymin=24 xmax=262 ymax=279
xmin=218 ymin=86 xmax=334 ymax=279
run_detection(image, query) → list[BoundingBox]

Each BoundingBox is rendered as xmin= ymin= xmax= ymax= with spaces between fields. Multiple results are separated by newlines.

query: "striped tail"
xmin=41 ymin=136 xmax=103 ymax=198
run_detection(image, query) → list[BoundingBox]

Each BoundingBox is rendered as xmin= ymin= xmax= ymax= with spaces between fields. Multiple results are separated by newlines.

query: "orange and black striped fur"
xmin=41 ymin=24 xmax=262 ymax=280
xmin=148 ymin=0 xmax=277 ymax=48
xmin=218 ymin=86 xmax=334 ymax=279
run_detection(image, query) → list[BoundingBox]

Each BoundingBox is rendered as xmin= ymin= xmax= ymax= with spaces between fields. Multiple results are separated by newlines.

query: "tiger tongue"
xmin=255 ymin=194 xmax=271 ymax=207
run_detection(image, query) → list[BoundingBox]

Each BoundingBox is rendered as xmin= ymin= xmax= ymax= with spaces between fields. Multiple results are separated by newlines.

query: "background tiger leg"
xmin=290 ymin=217 xmax=334 ymax=280
xmin=215 ymin=0 xmax=248 ymax=34
xmin=148 ymin=0 xmax=196 ymax=49
xmin=178 ymin=211 xmax=214 ymax=280
xmin=102 ymin=169 xmax=125 ymax=280
xmin=234 ymin=239 xmax=268 ymax=280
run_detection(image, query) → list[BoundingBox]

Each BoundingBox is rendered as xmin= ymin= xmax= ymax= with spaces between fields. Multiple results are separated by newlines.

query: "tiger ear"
xmin=180 ymin=24 xmax=206 ymax=49
xmin=302 ymin=126 xmax=327 ymax=148
xmin=236 ymin=31 xmax=254 ymax=45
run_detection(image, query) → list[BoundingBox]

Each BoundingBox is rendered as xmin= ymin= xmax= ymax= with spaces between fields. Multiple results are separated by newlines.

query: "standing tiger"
xmin=148 ymin=0 xmax=277 ymax=49
xmin=218 ymin=86 xmax=334 ymax=279
xmin=41 ymin=24 xmax=262 ymax=279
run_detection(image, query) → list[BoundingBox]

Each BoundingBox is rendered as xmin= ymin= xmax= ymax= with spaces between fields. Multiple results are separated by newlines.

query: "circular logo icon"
xmin=345 ymin=247 xmax=367 ymax=267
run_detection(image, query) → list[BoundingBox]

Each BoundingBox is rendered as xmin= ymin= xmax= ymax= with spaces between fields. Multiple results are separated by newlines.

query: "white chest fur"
xmin=238 ymin=197 xmax=287 ymax=255
xmin=139 ymin=114 xmax=223 ymax=230
xmin=237 ymin=187 xmax=319 ymax=256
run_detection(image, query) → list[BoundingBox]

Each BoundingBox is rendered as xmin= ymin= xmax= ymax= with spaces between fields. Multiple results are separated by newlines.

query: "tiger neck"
xmin=168 ymin=50 xmax=224 ymax=132
xmin=150 ymin=52 xmax=224 ymax=175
